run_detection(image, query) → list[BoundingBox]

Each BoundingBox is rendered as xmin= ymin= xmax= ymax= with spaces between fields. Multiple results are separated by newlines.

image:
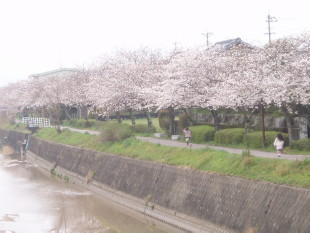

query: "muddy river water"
xmin=0 ymin=154 xmax=180 ymax=233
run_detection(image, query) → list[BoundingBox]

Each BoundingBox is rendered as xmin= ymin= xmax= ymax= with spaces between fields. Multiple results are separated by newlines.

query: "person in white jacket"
xmin=274 ymin=133 xmax=284 ymax=157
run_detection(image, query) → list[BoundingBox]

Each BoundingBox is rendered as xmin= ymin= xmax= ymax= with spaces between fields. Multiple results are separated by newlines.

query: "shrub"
xmin=99 ymin=122 xmax=133 ymax=142
xmin=243 ymin=131 xmax=289 ymax=148
xmin=214 ymin=128 xmax=245 ymax=145
xmin=131 ymin=124 xmax=156 ymax=134
xmin=242 ymin=156 xmax=254 ymax=168
xmin=291 ymin=138 xmax=310 ymax=151
xmin=189 ymin=125 xmax=215 ymax=143
xmin=241 ymin=150 xmax=254 ymax=168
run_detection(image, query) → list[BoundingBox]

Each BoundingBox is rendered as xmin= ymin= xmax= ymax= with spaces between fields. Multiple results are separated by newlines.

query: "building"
xmin=28 ymin=68 xmax=81 ymax=119
xmin=210 ymin=37 xmax=255 ymax=51
xmin=28 ymin=67 xmax=78 ymax=79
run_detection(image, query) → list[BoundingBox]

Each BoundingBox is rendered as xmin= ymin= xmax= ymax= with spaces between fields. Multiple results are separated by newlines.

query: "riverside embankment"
xmin=1 ymin=128 xmax=310 ymax=233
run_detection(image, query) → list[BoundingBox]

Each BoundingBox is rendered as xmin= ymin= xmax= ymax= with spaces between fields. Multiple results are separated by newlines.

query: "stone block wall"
xmin=1 ymin=129 xmax=310 ymax=233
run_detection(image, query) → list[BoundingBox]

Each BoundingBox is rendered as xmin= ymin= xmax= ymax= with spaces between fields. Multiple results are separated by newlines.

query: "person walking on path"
xmin=22 ymin=138 xmax=27 ymax=154
xmin=183 ymin=127 xmax=192 ymax=147
xmin=274 ymin=133 xmax=285 ymax=157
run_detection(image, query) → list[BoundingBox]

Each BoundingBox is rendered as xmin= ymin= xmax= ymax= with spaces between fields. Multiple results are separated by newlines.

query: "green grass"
xmin=63 ymin=118 xmax=164 ymax=133
xmin=34 ymin=128 xmax=101 ymax=149
xmin=119 ymin=118 xmax=164 ymax=133
xmin=206 ymin=140 xmax=310 ymax=155
xmin=33 ymin=127 xmax=310 ymax=188
xmin=0 ymin=118 xmax=29 ymax=133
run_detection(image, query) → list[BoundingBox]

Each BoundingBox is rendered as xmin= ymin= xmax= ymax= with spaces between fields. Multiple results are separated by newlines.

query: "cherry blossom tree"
xmin=62 ymin=67 xmax=95 ymax=120
xmin=0 ymin=33 xmax=309 ymax=142
xmin=90 ymin=48 xmax=164 ymax=129
xmin=261 ymin=35 xmax=310 ymax=145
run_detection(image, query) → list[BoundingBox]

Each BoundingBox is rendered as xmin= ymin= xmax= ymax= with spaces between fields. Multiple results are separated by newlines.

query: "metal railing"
xmin=22 ymin=117 xmax=50 ymax=127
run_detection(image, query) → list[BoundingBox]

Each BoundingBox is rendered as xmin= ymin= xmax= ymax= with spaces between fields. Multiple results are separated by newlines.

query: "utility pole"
xmin=261 ymin=13 xmax=277 ymax=147
xmin=202 ymin=32 xmax=213 ymax=47
xmin=266 ymin=13 xmax=277 ymax=43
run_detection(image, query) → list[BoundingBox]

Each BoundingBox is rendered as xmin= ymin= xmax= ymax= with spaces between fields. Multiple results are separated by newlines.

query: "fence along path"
xmin=22 ymin=117 xmax=50 ymax=127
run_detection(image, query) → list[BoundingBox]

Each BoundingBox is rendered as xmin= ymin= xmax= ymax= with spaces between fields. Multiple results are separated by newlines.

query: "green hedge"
xmin=243 ymin=131 xmax=289 ymax=148
xmin=214 ymin=128 xmax=245 ymax=145
xmin=292 ymin=138 xmax=310 ymax=151
xmin=189 ymin=125 xmax=215 ymax=143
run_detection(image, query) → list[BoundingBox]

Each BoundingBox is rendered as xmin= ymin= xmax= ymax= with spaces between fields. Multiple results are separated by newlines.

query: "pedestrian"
xmin=274 ymin=133 xmax=284 ymax=157
xmin=22 ymin=138 xmax=27 ymax=155
xmin=183 ymin=127 xmax=192 ymax=147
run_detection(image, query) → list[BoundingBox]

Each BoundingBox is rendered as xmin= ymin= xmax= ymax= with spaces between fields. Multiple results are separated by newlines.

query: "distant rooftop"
xmin=210 ymin=38 xmax=254 ymax=51
xmin=28 ymin=68 xmax=78 ymax=78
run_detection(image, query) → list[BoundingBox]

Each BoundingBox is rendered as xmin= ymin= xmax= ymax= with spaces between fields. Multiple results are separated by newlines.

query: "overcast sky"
xmin=0 ymin=0 xmax=309 ymax=87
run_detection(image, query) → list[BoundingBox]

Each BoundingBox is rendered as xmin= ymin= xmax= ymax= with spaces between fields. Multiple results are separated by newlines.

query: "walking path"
xmin=136 ymin=136 xmax=310 ymax=161
xmin=61 ymin=126 xmax=310 ymax=161
xmin=61 ymin=126 xmax=100 ymax=135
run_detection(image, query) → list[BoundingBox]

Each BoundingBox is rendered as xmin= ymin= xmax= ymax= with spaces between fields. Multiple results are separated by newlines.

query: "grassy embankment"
xmin=63 ymin=118 xmax=165 ymax=133
xmin=63 ymin=118 xmax=310 ymax=155
xmin=33 ymin=127 xmax=310 ymax=188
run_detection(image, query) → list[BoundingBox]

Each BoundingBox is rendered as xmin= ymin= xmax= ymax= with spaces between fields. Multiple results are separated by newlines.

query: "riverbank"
xmin=1 ymin=128 xmax=310 ymax=233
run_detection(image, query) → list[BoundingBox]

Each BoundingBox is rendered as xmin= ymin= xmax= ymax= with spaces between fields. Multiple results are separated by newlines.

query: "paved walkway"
xmin=61 ymin=126 xmax=100 ymax=135
xmin=61 ymin=126 xmax=310 ymax=161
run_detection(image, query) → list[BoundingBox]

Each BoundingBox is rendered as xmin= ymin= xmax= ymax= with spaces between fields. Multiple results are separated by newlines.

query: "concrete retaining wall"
xmin=1 ymin=129 xmax=309 ymax=233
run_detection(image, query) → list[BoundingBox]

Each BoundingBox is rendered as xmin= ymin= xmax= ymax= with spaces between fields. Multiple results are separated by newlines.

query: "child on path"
xmin=274 ymin=133 xmax=284 ymax=157
xmin=183 ymin=127 xmax=192 ymax=147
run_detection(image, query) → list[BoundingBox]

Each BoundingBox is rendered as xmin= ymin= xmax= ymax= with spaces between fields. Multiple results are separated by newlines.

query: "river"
xmin=0 ymin=154 xmax=180 ymax=233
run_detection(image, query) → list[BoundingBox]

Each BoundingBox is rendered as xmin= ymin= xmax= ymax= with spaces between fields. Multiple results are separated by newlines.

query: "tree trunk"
xmin=82 ymin=105 xmax=88 ymax=120
xmin=93 ymin=107 xmax=99 ymax=121
xmin=211 ymin=110 xmax=220 ymax=131
xmin=244 ymin=109 xmax=257 ymax=134
xmin=106 ymin=113 xmax=110 ymax=121
xmin=182 ymin=108 xmax=196 ymax=126
xmin=144 ymin=109 xmax=153 ymax=131
xmin=168 ymin=106 xmax=176 ymax=135
xmin=64 ymin=106 xmax=72 ymax=120
xmin=116 ymin=111 xmax=122 ymax=123
xmin=281 ymin=103 xmax=294 ymax=146
xmin=260 ymin=100 xmax=266 ymax=147
xmin=129 ymin=109 xmax=136 ymax=125
xmin=51 ymin=105 xmax=62 ymax=134
xmin=40 ymin=107 xmax=48 ymax=118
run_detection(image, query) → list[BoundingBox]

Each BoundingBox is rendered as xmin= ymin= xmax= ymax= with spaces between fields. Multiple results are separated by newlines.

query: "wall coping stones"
xmin=154 ymin=133 xmax=165 ymax=138
xmin=171 ymin=135 xmax=182 ymax=140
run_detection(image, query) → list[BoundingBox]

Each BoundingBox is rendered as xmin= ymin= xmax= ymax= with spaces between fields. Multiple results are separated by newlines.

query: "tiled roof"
xmin=211 ymin=38 xmax=254 ymax=51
